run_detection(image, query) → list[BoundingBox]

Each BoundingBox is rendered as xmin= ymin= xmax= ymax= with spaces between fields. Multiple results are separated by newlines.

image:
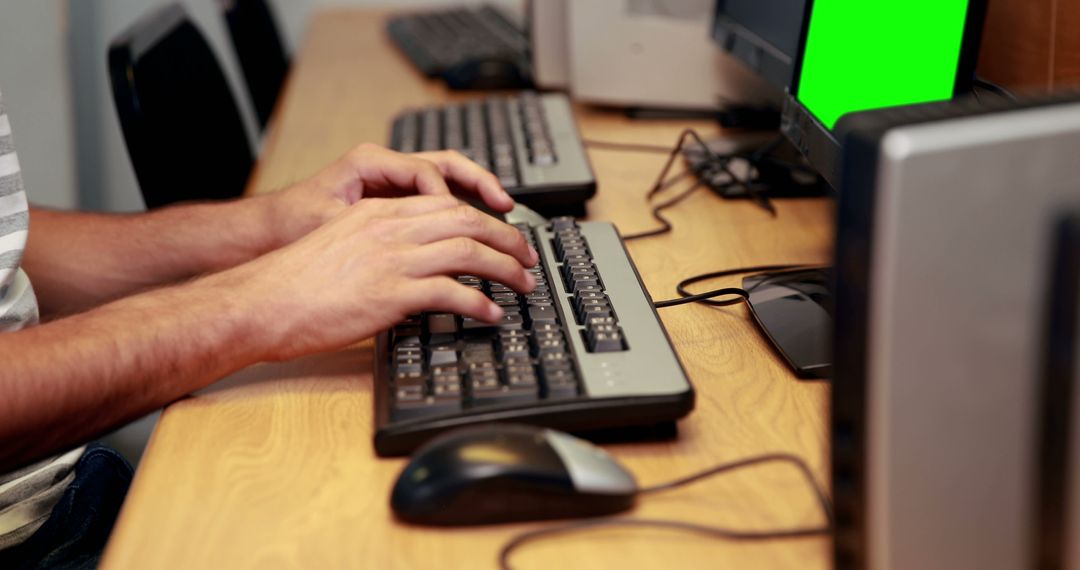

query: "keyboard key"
xmin=551 ymin=217 xmax=577 ymax=232
xmin=432 ymin=381 xmax=462 ymax=398
xmin=588 ymin=326 xmax=626 ymax=352
xmin=395 ymin=385 xmax=425 ymax=403
xmin=394 ymin=370 xmax=426 ymax=387
xmin=429 ymin=346 xmax=458 ymax=366
xmin=426 ymin=313 xmax=459 ymax=335
xmin=527 ymin=304 xmax=559 ymax=324
xmin=497 ymin=310 xmax=525 ymax=329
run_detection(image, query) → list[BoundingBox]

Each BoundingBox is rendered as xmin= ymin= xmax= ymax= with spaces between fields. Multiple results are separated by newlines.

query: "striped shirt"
xmin=0 ymin=89 xmax=84 ymax=551
xmin=0 ymin=91 xmax=35 ymax=331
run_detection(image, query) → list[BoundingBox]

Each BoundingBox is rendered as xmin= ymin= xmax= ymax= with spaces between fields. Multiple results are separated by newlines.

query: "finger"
xmin=415 ymin=150 xmax=514 ymax=212
xmin=404 ymin=238 xmax=536 ymax=294
xmin=404 ymin=277 xmax=505 ymax=323
xmin=348 ymin=146 xmax=454 ymax=198
xmin=397 ymin=205 xmax=538 ymax=268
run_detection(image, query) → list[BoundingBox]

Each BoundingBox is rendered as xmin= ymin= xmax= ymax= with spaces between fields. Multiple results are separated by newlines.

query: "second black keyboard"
xmin=386 ymin=4 xmax=532 ymax=90
xmin=390 ymin=92 xmax=597 ymax=215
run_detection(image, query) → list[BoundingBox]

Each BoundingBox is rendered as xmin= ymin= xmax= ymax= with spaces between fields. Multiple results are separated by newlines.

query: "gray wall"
xmin=0 ymin=1 xmax=77 ymax=209
xmin=0 ymin=0 xmax=520 ymax=213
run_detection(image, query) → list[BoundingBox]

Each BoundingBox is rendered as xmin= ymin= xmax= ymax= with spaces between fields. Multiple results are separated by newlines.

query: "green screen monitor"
xmin=781 ymin=0 xmax=988 ymax=189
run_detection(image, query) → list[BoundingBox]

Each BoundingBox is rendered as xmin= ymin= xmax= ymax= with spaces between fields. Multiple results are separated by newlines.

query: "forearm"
xmin=0 ymin=268 xmax=279 ymax=471
xmin=24 ymin=196 xmax=281 ymax=316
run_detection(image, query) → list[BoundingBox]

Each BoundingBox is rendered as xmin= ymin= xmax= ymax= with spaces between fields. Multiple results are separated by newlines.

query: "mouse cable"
xmin=498 ymin=452 xmax=833 ymax=570
xmin=652 ymin=264 xmax=814 ymax=308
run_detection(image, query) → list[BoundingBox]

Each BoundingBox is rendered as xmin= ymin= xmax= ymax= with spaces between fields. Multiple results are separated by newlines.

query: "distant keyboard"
xmin=390 ymin=92 xmax=597 ymax=215
xmin=387 ymin=5 xmax=531 ymax=90
xmin=373 ymin=208 xmax=694 ymax=456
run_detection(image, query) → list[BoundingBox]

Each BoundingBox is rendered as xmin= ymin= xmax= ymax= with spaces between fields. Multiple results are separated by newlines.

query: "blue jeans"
xmin=0 ymin=444 xmax=133 ymax=570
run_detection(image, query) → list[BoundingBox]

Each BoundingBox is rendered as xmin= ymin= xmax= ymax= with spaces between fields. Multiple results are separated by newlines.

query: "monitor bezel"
xmin=711 ymin=0 xmax=805 ymax=91
xmin=781 ymin=0 xmax=989 ymax=191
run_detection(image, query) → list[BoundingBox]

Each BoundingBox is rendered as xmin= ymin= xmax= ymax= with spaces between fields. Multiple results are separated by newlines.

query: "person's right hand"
xmin=255 ymin=144 xmax=515 ymax=254
xmin=217 ymin=194 xmax=538 ymax=361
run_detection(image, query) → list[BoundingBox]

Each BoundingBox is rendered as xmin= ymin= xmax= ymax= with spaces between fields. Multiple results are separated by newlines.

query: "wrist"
xmin=193 ymin=259 xmax=295 ymax=364
xmin=243 ymin=192 xmax=292 ymax=253
xmin=255 ymin=183 xmax=334 ymax=252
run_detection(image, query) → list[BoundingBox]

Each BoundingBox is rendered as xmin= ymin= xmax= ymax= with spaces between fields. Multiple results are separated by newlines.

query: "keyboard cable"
xmin=609 ymin=128 xmax=779 ymax=243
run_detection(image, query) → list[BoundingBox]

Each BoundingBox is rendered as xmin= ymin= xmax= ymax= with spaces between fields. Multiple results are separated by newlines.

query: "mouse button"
xmin=542 ymin=430 xmax=637 ymax=496
xmin=454 ymin=435 xmax=569 ymax=480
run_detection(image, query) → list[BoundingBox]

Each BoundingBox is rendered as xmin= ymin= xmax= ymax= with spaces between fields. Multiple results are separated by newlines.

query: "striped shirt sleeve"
xmin=0 ymin=89 xmax=84 ymax=551
xmin=0 ymin=89 xmax=37 ymax=331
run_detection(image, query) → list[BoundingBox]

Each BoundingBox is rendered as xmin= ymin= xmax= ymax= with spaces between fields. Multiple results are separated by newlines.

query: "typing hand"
xmin=260 ymin=144 xmax=514 ymax=250
xmin=225 ymin=194 xmax=537 ymax=361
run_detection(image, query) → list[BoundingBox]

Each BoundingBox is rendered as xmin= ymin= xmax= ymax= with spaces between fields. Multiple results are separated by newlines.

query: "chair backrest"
xmin=221 ymin=0 xmax=290 ymax=130
xmin=108 ymin=3 xmax=253 ymax=209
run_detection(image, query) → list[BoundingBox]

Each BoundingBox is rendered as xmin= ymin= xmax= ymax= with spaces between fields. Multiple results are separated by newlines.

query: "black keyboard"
xmin=373 ymin=207 xmax=694 ymax=456
xmin=390 ymin=92 xmax=597 ymax=215
xmin=386 ymin=5 xmax=531 ymax=90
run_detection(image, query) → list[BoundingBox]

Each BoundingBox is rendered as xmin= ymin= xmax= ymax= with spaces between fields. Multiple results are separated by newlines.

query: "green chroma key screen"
xmin=796 ymin=0 xmax=970 ymax=129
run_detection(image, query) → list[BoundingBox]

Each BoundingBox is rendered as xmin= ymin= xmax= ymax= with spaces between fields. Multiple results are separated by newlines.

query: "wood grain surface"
xmin=100 ymin=9 xmax=834 ymax=569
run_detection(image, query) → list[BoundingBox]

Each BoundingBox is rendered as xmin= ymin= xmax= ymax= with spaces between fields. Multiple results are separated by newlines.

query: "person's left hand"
xmin=255 ymin=143 xmax=514 ymax=250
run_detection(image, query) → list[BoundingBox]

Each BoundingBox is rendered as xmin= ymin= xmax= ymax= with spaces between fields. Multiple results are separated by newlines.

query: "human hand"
xmin=221 ymin=194 xmax=537 ymax=361
xmin=257 ymin=144 xmax=514 ymax=250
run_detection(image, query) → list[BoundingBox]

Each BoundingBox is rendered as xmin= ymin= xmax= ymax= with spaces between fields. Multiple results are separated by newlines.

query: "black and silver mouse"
xmin=390 ymin=424 xmax=637 ymax=526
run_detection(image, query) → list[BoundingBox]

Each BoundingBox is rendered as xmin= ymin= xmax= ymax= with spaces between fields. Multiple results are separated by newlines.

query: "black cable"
xmin=498 ymin=453 xmax=833 ymax=570
xmin=647 ymin=129 xmax=729 ymax=199
xmin=653 ymin=287 xmax=747 ymax=309
xmin=582 ymin=139 xmax=676 ymax=154
xmin=619 ymin=128 xmax=788 ymax=243
xmin=675 ymin=130 xmax=776 ymax=214
xmin=973 ymin=76 xmax=1018 ymax=101
xmin=621 ymin=129 xmax=737 ymax=242
xmin=621 ymin=181 xmax=706 ymax=241
xmin=652 ymin=264 xmax=813 ymax=308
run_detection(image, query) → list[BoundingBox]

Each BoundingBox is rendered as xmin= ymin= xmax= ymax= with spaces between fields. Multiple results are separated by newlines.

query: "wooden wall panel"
xmin=977 ymin=0 xmax=1080 ymax=92
xmin=1054 ymin=0 xmax=1080 ymax=88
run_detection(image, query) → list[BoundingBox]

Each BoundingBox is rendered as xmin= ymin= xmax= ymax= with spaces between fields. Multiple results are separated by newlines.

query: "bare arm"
xmin=23 ymin=145 xmax=514 ymax=317
xmin=24 ymin=199 xmax=278 ymax=316
xmin=0 ymin=269 xmax=270 ymax=471
xmin=1 ymin=194 xmax=536 ymax=471
xmin=1 ymin=146 xmax=529 ymax=470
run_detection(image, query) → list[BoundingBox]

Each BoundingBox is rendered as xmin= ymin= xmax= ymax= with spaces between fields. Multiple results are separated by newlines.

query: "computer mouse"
xmin=743 ymin=267 xmax=833 ymax=379
xmin=390 ymin=424 xmax=638 ymax=525
xmin=441 ymin=58 xmax=530 ymax=90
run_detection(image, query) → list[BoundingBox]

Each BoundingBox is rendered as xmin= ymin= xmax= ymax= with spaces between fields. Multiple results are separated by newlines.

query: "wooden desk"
xmin=101 ymin=9 xmax=834 ymax=569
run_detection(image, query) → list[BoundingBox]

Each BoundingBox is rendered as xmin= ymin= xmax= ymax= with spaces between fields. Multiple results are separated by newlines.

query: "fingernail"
xmin=524 ymin=270 xmax=536 ymax=290
xmin=490 ymin=303 xmax=506 ymax=322
xmin=528 ymin=245 xmax=539 ymax=265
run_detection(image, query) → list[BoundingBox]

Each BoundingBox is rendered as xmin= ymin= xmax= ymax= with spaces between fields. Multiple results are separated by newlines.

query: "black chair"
xmin=221 ymin=0 xmax=290 ymax=131
xmin=109 ymin=3 xmax=253 ymax=209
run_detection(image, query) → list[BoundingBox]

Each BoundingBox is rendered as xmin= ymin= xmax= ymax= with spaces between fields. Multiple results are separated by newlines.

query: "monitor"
xmin=831 ymin=95 xmax=1080 ymax=570
xmin=781 ymin=0 xmax=988 ymax=189
xmin=711 ymin=0 xmax=807 ymax=91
